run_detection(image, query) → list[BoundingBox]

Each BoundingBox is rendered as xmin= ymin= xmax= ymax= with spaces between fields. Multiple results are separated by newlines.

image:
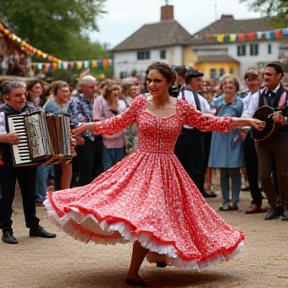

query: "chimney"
xmin=161 ymin=5 xmax=174 ymax=21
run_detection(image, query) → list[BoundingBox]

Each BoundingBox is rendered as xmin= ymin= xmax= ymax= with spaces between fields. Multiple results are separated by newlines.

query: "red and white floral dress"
xmin=44 ymin=95 xmax=244 ymax=270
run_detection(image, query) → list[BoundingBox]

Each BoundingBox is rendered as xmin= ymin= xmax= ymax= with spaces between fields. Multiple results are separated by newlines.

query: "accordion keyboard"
xmin=7 ymin=115 xmax=32 ymax=165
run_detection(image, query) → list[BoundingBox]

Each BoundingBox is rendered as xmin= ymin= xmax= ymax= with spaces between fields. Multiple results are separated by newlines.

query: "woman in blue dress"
xmin=210 ymin=75 xmax=244 ymax=211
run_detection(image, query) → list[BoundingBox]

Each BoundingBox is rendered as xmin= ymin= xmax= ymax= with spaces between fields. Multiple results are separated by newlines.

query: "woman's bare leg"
xmin=61 ymin=162 xmax=72 ymax=189
xmin=126 ymin=241 xmax=149 ymax=281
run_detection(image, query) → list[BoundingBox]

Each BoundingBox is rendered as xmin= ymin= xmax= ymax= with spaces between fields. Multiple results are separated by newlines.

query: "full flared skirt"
xmin=45 ymin=149 xmax=244 ymax=270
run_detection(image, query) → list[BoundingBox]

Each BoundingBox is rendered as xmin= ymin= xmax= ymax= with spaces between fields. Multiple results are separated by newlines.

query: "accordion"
xmin=7 ymin=111 xmax=72 ymax=167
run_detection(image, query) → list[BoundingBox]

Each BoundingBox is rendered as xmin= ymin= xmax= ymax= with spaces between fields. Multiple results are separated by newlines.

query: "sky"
xmin=92 ymin=0 xmax=262 ymax=48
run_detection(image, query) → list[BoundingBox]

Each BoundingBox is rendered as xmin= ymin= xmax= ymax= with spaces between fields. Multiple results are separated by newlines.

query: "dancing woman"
xmin=44 ymin=62 xmax=264 ymax=287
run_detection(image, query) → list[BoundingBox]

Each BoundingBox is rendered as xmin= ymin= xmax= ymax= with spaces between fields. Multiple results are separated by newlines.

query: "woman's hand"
xmin=250 ymin=118 xmax=265 ymax=130
xmin=233 ymin=118 xmax=265 ymax=130
xmin=72 ymin=122 xmax=97 ymax=136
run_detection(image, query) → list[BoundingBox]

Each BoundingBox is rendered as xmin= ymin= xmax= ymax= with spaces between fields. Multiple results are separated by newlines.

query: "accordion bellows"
xmin=8 ymin=112 xmax=71 ymax=167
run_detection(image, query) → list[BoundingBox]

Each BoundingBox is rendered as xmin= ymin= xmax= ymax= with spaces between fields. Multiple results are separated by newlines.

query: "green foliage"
xmin=240 ymin=0 xmax=288 ymax=27
xmin=0 ymin=0 xmax=108 ymax=60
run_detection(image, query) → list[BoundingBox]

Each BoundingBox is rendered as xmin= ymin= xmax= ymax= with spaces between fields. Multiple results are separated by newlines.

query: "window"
xmin=229 ymin=68 xmax=234 ymax=74
xmin=250 ymin=44 xmax=259 ymax=56
xmin=137 ymin=50 xmax=150 ymax=60
xmin=120 ymin=71 xmax=128 ymax=79
xmin=237 ymin=45 xmax=246 ymax=56
xmin=268 ymin=44 xmax=272 ymax=54
xmin=219 ymin=68 xmax=225 ymax=77
xmin=160 ymin=50 xmax=166 ymax=60
xmin=210 ymin=68 xmax=217 ymax=80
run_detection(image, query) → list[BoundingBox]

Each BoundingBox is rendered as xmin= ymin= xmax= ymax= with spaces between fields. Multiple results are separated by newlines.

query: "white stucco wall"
xmin=113 ymin=46 xmax=184 ymax=78
xmin=192 ymin=39 xmax=287 ymax=77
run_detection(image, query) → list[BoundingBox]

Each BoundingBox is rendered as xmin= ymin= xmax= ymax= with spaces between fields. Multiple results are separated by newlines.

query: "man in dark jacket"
xmin=0 ymin=81 xmax=56 ymax=244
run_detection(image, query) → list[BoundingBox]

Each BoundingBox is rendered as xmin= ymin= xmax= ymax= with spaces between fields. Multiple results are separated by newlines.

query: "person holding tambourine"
xmin=244 ymin=62 xmax=288 ymax=221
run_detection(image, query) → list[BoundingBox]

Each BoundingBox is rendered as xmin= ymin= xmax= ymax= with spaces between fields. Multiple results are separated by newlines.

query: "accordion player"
xmin=7 ymin=111 xmax=72 ymax=167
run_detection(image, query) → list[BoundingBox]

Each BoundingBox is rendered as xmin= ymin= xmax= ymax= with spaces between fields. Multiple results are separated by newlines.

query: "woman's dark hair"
xmin=26 ymin=80 xmax=44 ymax=102
xmin=27 ymin=80 xmax=42 ymax=93
xmin=145 ymin=62 xmax=179 ymax=97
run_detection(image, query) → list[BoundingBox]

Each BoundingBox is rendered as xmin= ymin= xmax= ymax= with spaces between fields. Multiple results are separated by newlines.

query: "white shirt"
xmin=177 ymin=90 xmax=215 ymax=129
xmin=0 ymin=112 xmax=7 ymax=134
xmin=241 ymin=84 xmax=281 ymax=119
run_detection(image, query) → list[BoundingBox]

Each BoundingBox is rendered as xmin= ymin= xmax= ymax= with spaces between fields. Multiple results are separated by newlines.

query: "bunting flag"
xmin=31 ymin=59 xmax=112 ymax=74
xmin=207 ymin=27 xmax=288 ymax=43
xmin=0 ymin=24 xmax=112 ymax=74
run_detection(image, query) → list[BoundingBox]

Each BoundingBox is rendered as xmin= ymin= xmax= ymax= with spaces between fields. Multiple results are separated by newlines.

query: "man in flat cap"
xmin=175 ymin=67 xmax=216 ymax=198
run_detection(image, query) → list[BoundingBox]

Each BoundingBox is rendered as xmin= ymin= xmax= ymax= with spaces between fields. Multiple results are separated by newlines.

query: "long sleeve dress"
xmin=44 ymin=95 xmax=244 ymax=271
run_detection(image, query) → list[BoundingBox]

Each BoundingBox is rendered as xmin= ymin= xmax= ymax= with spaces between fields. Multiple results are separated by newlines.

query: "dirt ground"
xmin=0 ymin=172 xmax=288 ymax=288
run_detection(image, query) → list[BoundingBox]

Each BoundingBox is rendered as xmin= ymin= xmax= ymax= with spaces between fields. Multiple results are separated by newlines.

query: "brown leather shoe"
xmin=245 ymin=205 xmax=268 ymax=214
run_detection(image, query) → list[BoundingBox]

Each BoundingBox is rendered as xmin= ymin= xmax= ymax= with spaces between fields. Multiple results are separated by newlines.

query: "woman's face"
xmin=146 ymin=69 xmax=171 ymax=98
xmin=222 ymin=80 xmax=237 ymax=95
xmin=129 ymin=86 xmax=138 ymax=98
xmin=56 ymin=86 xmax=70 ymax=104
xmin=30 ymin=82 xmax=43 ymax=98
xmin=108 ymin=87 xmax=120 ymax=99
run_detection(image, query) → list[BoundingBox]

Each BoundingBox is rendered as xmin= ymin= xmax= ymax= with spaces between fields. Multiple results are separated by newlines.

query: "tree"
xmin=239 ymin=0 xmax=288 ymax=27
xmin=0 ymin=0 xmax=108 ymax=60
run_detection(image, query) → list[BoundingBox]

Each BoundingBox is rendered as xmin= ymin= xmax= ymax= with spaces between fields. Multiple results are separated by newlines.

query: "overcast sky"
xmin=92 ymin=0 xmax=261 ymax=48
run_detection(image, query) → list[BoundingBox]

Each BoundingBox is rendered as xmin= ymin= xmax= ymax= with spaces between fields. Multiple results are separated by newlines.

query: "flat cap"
xmin=186 ymin=68 xmax=204 ymax=79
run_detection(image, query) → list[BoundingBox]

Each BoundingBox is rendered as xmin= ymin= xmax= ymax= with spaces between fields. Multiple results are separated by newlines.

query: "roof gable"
xmin=112 ymin=20 xmax=191 ymax=52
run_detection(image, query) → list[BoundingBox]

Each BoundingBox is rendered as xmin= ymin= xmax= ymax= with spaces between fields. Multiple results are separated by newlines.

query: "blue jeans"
xmin=102 ymin=147 xmax=124 ymax=171
xmin=220 ymin=168 xmax=241 ymax=206
xmin=35 ymin=166 xmax=51 ymax=201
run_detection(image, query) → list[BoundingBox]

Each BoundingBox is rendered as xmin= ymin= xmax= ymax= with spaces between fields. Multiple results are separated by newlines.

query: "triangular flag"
xmin=275 ymin=29 xmax=283 ymax=39
xmin=247 ymin=32 xmax=256 ymax=40
xmin=63 ymin=62 xmax=68 ymax=70
xmin=97 ymin=60 xmax=103 ymax=69
xmin=216 ymin=34 xmax=224 ymax=42
xmin=92 ymin=60 xmax=97 ymax=68
xmin=84 ymin=61 xmax=89 ymax=68
xmin=257 ymin=31 xmax=264 ymax=39
xmin=264 ymin=31 xmax=271 ymax=39
xmin=283 ymin=28 xmax=288 ymax=37
xmin=238 ymin=34 xmax=245 ymax=41
xmin=230 ymin=34 xmax=237 ymax=41
xmin=77 ymin=61 xmax=83 ymax=69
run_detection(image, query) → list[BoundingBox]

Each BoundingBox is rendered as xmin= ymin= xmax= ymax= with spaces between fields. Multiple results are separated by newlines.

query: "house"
xmin=112 ymin=5 xmax=288 ymax=80
xmin=186 ymin=14 xmax=288 ymax=78
xmin=111 ymin=5 xmax=191 ymax=79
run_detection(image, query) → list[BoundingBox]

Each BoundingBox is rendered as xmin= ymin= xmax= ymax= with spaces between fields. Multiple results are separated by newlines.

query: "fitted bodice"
xmin=137 ymin=112 xmax=182 ymax=154
xmin=96 ymin=95 xmax=234 ymax=154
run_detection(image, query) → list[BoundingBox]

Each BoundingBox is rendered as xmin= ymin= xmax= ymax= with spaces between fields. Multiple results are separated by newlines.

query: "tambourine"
xmin=251 ymin=106 xmax=283 ymax=141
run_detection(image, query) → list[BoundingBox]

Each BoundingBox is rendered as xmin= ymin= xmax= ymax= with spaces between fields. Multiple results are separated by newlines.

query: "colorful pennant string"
xmin=0 ymin=24 xmax=112 ymax=73
xmin=208 ymin=27 xmax=288 ymax=42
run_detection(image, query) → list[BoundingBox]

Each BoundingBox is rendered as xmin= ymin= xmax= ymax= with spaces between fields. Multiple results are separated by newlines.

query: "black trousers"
xmin=0 ymin=154 xmax=40 ymax=229
xmin=175 ymin=130 xmax=206 ymax=195
xmin=243 ymin=131 xmax=262 ymax=206
xmin=73 ymin=136 xmax=104 ymax=186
